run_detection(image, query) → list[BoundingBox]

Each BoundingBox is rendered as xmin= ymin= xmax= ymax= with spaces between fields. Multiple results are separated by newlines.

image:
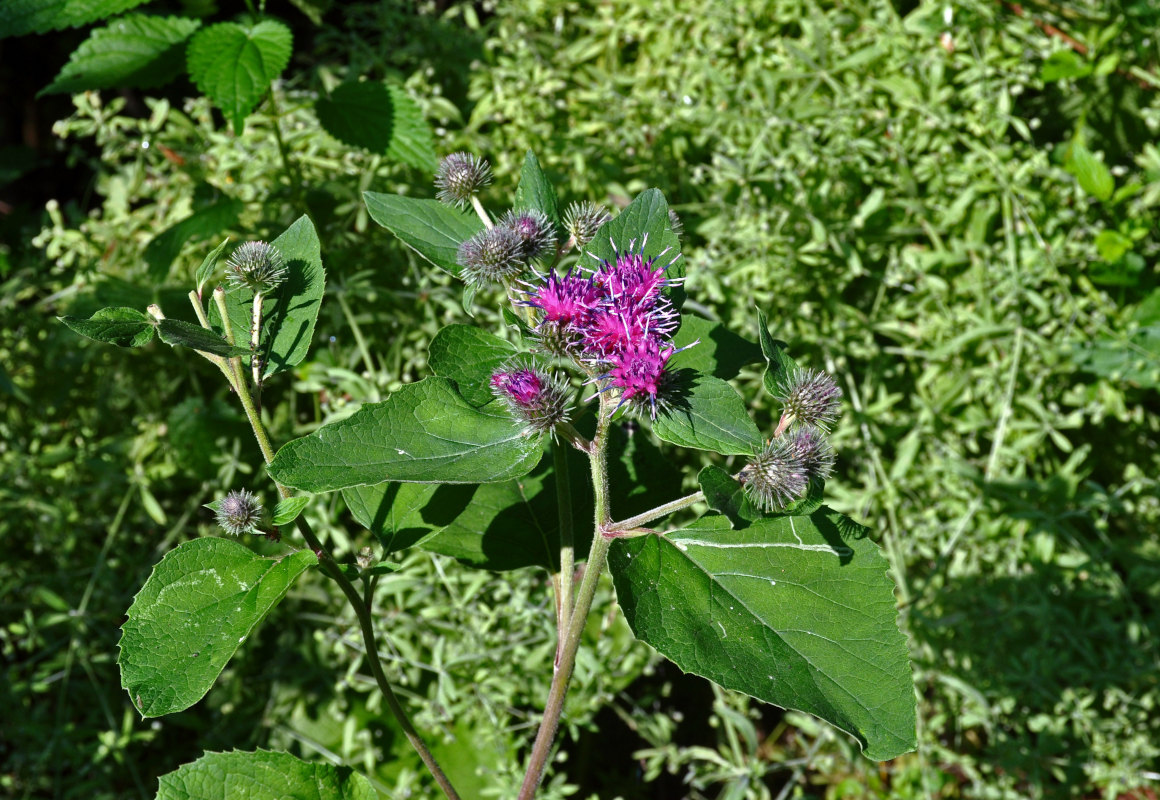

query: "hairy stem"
xmin=518 ymin=398 xmax=614 ymax=799
xmin=227 ymin=353 xmax=461 ymax=800
xmin=471 ymin=195 xmax=493 ymax=229
xmin=606 ymin=489 xmax=705 ymax=533
xmin=250 ymin=292 xmax=264 ymax=413
xmin=552 ymin=439 xmax=575 ymax=642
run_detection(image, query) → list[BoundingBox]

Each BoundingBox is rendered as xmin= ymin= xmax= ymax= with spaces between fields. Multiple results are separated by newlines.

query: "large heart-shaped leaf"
xmin=316 ymin=81 xmax=436 ymax=171
xmin=268 ymin=377 xmax=543 ymax=492
xmin=119 ymin=537 xmax=316 ymax=717
xmin=40 ymin=14 xmax=200 ymax=95
xmin=427 ymin=324 xmax=518 ymax=407
xmin=186 ymin=20 xmax=292 ymax=134
xmin=363 ymin=192 xmax=484 ymax=278
xmin=608 ymin=510 xmax=916 ymax=761
xmin=585 ymin=189 xmax=684 ymax=307
xmin=157 ymin=749 xmax=376 ymax=800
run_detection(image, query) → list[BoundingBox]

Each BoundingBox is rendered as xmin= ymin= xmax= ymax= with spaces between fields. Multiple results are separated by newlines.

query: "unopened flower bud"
xmin=776 ymin=368 xmax=842 ymax=431
xmin=457 ymin=226 xmax=526 ymax=285
xmin=225 ymin=241 xmax=286 ymax=294
xmin=500 ymin=209 xmax=557 ymax=262
xmin=740 ymin=439 xmax=808 ymax=512
xmin=214 ymin=489 xmax=263 ymax=535
xmin=785 ymin=426 xmax=836 ymax=482
xmin=490 ymin=359 xmax=571 ymax=436
xmin=563 ymin=201 xmax=611 ymax=248
xmin=435 ymin=152 xmax=492 ymax=208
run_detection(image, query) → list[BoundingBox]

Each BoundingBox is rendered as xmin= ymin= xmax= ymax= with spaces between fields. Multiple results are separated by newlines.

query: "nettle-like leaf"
xmin=119 ymin=537 xmax=316 ymax=717
xmin=315 ymin=81 xmax=437 ymax=171
xmin=757 ymin=308 xmax=800 ymax=398
xmin=269 ymin=377 xmax=543 ymax=492
xmin=363 ymin=192 xmax=484 ymax=278
xmin=40 ymin=14 xmax=201 ymax=96
xmin=608 ymin=509 xmax=917 ymax=761
xmin=586 ymin=188 xmax=684 ymax=307
xmin=652 ymin=372 xmax=762 ymax=455
xmin=344 ymin=424 xmax=680 ymax=570
xmin=186 ymin=19 xmax=292 ymax=134
xmin=428 ymin=324 xmax=519 ymax=407
xmin=0 ymin=0 xmax=150 ymax=38
xmin=513 ymin=150 xmax=560 ymax=230
xmin=208 ymin=215 xmax=326 ymax=379
xmin=195 ymin=238 xmax=230 ymax=296
xmin=670 ymin=314 xmax=764 ymax=381
xmin=59 ymin=306 xmax=155 ymax=348
xmin=156 ymin=749 xmax=376 ymax=800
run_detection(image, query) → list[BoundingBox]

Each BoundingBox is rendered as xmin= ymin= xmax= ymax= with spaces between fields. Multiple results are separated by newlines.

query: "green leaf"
xmin=346 ymin=424 xmax=680 ymax=569
xmin=156 ymin=749 xmax=377 ymax=800
xmin=513 ymin=150 xmax=560 ymax=229
xmin=208 ymin=216 xmax=326 ymax=378
xmin=363 ymin=192 xmax=484 ymax=278
xmin=144 ymin=196 xmax=243 ymax=281
xmin=652 ymin=373 xmax=761 ymax=455
xmin=59 ymin=307 xmax=154 ymax=348
xmin=585 ymin=188 xmax=684 ymax=307
xmin=1094 ymin=229 xmax=1132 ymax=264
xmin=1066 ymin=143 xmax=1114 ymax=202
xmin=195 ymin=238 xmax=230 ymax=296
xmin=186 ymin=20 xmax=292 ymax=135
xmin=608 ymin=509 xmax=916 ymax=761
xmin=0 ymin=0 xmax=150 ymax=38
xmin=316 ymin=82 xmax=437 ymax=171
xmin=119 ymin=538 xmax=316 ymax=717
xmin=268 ymin=377 xmax=543 ymax=492
xmin=757 ymin=309 xmax=800 ymax=398
xmin=40 ymin=14 xmax=200 ymax=96
xmin=156 ymin=319 xmax=249 ymax=357
xmin=1040 ymin=50 xmax=1092 ymax=83
xmin=671 ymin=314 xmax=764 ymax=380
xmin=428 ymin=324 xmax=518 ymax=407
xmin=271 ymin=496 xmax=310 ymax=526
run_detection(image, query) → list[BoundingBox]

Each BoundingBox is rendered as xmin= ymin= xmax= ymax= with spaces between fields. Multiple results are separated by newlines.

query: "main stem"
xmin=225 ymin=311 xmax=461 ymax=800
xmin=552 ymin=440 xmax=575 ymax=640
xmin=518 ymin=399 xmax=614 ymax=800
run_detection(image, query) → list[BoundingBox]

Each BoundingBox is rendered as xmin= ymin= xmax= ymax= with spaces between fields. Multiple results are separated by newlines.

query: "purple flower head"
xmin=490 ymin=359 xmax=571 ymax=435
xmin=786 ymin=426 xmax=836 ymax=481
xmin=605 ymin=337 xmax=675 ymax=418
xmin=525 ymin=269 xmax=600 ymax=326
xmin=595 ymin=252 xmax=669 ymax=308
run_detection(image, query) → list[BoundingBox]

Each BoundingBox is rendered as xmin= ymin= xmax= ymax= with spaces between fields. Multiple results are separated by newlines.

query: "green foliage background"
xmin=2 ymin=0 xmax=1159 ymax=798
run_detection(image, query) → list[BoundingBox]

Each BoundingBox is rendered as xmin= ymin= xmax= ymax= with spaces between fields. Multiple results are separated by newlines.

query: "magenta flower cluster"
xmin=524 ymin=240 xmax=686 ymax=418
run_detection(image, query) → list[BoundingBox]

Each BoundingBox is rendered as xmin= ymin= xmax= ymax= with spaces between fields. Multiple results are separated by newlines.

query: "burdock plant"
xmin=59 ymin=151 xmax=916 ymax=799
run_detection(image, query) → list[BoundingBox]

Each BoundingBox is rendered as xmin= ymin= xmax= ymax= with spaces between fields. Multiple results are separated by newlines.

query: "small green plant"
xmin=60 ymin=150 xmax=917 ymax=798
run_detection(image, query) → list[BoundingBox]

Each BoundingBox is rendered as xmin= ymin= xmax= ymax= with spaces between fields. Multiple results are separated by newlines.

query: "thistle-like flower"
xmin=563 ymin=201 xmax=611 ymax=248
xmin=604 ymin=336 xmax=676 ymax=419
xmin=435 ymin=152 xmax=492 ymax=208
xmin=490 ymin=359 xmax=572 ymax=435
xmin=225 ymin=241 xmax=286 ymax=294
xmin=214 ymin=489 xmax=263 ymax=536
xmin=500 ymin=209 xmax=557 ymax=262
xmin=457 ymin=226 xmax=526 ymax=285
xmin=740 ymin=439 xmax=808 ymax=512
xmin=785 ymin=426 xmax=836 ymax=481
xmin=776 ymin=368 xmax=843 ymax=431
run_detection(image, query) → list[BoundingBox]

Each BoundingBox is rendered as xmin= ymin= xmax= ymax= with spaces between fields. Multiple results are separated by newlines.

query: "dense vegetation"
xmin=3 ymin=1 xmax=1158 ymax=798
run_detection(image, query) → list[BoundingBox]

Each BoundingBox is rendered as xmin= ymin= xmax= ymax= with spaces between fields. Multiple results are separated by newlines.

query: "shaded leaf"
xmin=119 ymin=538 xmax=316 ymax=717
xmin=671 ymin=314 xmax=764 ymax=380
xmin=59 ymin=306 xmax=154 ymax=348
xmin=268 ymin=377 xmax=543 ymax=492
xmin=271 ymin=496 xmax=310 ymax=526
xmin=608 ymin=509 xmax=916 ymax=761
xmin=757 ymin=309 xmax=800 ymax=398
xmin=157 ymin=318 xmax=249 ymax=357
xmin=0 ymin=0 xmax=150 ymax=38
xmin=40 ymin=14 xmax=200 ymax=95
xmin=316 ymin=81 xmax=437 ymax=171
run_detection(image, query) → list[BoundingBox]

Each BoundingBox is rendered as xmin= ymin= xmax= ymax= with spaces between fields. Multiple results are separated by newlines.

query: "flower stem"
xmin=251 ymin=292 xmax=264 ymax=413
xmin=552 ymin=439 xmax=575 ymax=639
xmin=518 ymin=397 xmax=613 ymax=799
xmin=471 ymin=195 xmax=493 ymax=229
xmin=226 ymin=347 xmax=461 ymax=800
xmin=606 ymin=489 xmax=705 ymax=533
